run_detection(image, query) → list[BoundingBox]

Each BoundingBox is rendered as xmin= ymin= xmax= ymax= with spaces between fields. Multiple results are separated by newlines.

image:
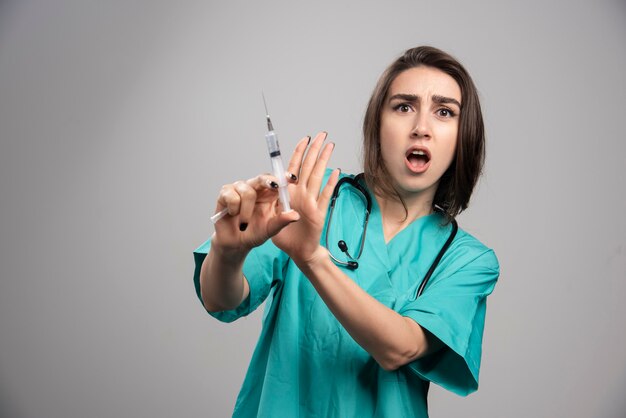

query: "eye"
xmin=436 ymin=108 xmax=455 ymax=118
xmin=393 ymin=103 xmax=413 ymax=113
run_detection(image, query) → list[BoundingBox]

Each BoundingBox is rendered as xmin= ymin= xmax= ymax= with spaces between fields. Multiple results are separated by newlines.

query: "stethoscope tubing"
xmin=324 ymin=173 xmax=458 ymax=299
xmin=416 ymin=217 xmax=458 ymax=298
xmin=324 ymin=174 xmax=371 ymax=270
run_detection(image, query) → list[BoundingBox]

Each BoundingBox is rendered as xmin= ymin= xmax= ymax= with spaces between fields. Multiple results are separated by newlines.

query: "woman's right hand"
xmin=210 ymin=139 xmax=308 ymax=255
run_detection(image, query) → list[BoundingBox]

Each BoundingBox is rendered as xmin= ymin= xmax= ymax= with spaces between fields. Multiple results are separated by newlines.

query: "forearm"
xmin=199 ymin=237 xmax=251 ymax=312
xmin=296 ymin=247 xmax=437 ymax=371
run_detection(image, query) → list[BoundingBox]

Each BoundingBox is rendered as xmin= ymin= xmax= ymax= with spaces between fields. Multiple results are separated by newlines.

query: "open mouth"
xmin=405 ymin=147 xmax=431 ymax=172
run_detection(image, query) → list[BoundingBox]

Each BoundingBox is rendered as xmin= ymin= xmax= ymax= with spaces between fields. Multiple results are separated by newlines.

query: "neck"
xmin=375 ymin=192 xmax=434 ymax=243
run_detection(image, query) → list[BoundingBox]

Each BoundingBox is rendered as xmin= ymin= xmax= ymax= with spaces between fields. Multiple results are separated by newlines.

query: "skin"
xmin=200 ymin=66 xmax=461 ymax=371
xmin=378 ymin=66 xmax=461 ymax=241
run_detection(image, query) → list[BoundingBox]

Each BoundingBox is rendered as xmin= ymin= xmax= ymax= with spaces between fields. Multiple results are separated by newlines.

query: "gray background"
xmin=1 ymin=1 xmax=625 ymax=417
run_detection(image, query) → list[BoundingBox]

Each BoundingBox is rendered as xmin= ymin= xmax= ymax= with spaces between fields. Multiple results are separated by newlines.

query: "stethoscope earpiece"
xmin=325 ymin=174 xmax=371 ymax=271
xmin=338 ymin=240 xmax=359 ymax=266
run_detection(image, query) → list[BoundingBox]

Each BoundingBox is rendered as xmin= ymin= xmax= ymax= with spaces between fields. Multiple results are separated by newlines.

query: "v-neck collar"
xmin=368 ymin=187 xmax=442 ymax=243
xmin=363 ymin=184 xmax=445 ymax=271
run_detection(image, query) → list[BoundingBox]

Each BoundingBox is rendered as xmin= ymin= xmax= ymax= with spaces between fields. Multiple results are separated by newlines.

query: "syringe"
xmin=210 ymin=95 xmax=291 ymax=224
xmin=263 ymin=94 xmax=291 ymax=212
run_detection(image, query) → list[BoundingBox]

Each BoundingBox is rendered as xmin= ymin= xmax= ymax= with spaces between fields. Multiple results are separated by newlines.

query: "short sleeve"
xmin=398 ymin=249 xmax=499 ymax=396
xmin=193 ymin=238 xmax=288 ymax=323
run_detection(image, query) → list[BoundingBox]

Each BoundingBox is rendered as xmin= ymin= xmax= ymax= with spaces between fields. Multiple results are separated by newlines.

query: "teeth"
xmin=411 ymin=150 xmax=426 ymax=156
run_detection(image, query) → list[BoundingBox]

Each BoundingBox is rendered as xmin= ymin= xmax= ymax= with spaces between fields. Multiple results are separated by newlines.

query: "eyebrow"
xmin=388 ymin=93 xmax=462 ymax=109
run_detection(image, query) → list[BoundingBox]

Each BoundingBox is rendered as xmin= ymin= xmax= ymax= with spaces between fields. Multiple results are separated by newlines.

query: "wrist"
xmin=294 ymin=246 xmax=331 ymax=275
xmin=210 ymin=234 xmax=251 ymax=264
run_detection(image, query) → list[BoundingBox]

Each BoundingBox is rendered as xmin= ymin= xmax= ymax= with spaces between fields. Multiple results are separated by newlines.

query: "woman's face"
xmin=379 ymin=66 xmax=461 ymax=204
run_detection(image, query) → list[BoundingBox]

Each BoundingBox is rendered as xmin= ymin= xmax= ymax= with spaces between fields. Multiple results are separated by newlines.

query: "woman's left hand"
xmin=271 ymin=131 xmax=340 ymax=266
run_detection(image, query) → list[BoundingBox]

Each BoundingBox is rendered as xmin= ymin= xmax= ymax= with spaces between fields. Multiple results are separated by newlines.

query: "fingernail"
xmin=288 ymin=172 xmax=298 ymax=181
xmin=330 ymin=142 xmax=336 ymax=149
xmin=322 ymin=131 xmax=328 ymax=140
xmin=268 ymin=180 xmax=279 ymax=189
xmin=306 ymin=136 xmax=311 ymax=145
xmin=239 ymin=223 xmax=248 ymax=231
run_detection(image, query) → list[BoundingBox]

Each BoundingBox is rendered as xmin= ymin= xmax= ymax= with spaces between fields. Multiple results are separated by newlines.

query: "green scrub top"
xmin=193 ymin=172 xmax=499 ymax=418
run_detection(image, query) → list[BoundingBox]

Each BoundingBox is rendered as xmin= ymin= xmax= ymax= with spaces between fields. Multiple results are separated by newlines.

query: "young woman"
xmin=193 ymin=46 xmax=499 ymax=417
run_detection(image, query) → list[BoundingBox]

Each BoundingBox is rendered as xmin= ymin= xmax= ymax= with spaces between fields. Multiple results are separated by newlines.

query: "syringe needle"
xmin=262 ymin=91 xmax=273 ymax=131
xmin=262 ymin=91 xmax=269 ymax=116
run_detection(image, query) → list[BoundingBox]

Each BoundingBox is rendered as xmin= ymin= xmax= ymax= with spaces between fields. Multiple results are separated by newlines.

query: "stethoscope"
xmin=324 ymin=173 xmax=458 ymax=298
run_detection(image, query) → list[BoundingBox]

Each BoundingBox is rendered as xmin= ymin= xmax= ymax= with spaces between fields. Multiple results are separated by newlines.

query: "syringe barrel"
xmin=266 ymin=130 xmax=291 ymax=211
xmin=277 ymin=184 xmax=291 ymax=212
xmin=265 ymin=130 xmax=281 ymax=156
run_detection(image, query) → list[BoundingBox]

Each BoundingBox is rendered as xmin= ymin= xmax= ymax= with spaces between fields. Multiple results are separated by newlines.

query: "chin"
xmin=398 ymin=177 xmax=439 ymax=197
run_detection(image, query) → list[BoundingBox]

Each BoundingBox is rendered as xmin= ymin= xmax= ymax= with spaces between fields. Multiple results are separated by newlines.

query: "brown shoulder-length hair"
xmin=363 ymin=46 xmax=485 ymax=222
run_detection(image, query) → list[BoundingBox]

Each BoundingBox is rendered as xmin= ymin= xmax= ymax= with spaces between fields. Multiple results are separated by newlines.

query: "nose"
xmin=410 ymin=112 xmax=431 ymax=139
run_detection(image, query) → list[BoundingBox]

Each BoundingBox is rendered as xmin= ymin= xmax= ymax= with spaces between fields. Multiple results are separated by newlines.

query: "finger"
xmin=216 ymin=184 xmax=241 ymax=217
xmin=245 ymin=174 xmax=281 ymax=206
xmin=247 ymin=174 xmax=280 ymax=191
xmin=286 ymin=171 xmax=298 ymax=184
xmin=318 ymin=168 xmax=341 ymax=210
xmin=265 ymin=209 xmax=300 ymax=238
xmin=233 ymin=181 xmax=257 ymax=230
xmin=285 ymin=136 xmax=310 ymax=183
xmin=298 ymin=131 xmax=327 ymax=185
xmin=307 ymin=141 xmax=335 ymax=197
